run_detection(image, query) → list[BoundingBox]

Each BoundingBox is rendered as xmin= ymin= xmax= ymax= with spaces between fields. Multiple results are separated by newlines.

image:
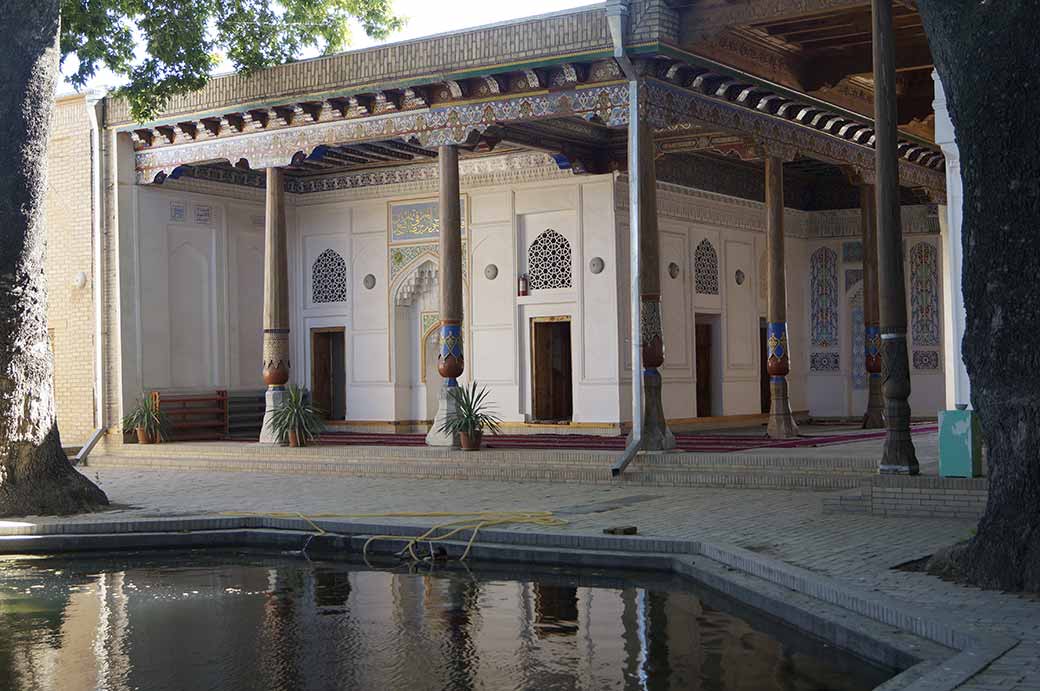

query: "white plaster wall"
xmin=287 ymin=172 xmax=620 ymax=425
xmin=133 ymin=185 xmax=264 ymax=394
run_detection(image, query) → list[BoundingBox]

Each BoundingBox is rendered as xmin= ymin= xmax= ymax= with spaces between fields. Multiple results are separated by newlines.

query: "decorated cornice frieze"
xmin=133 ymin=83 xmax=628 ymax=183
xmin=643 ymin=78 xmax=946 ymax=198
xmin=614 ymin=177 xmax=812 ymax=238
xmin=291 ymin=152 xmax=575 ymax=203
xmin=809 ymin=205 xmax=939 ymax=238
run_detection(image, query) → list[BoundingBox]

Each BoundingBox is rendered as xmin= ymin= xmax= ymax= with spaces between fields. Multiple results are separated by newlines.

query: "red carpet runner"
xmin=317 ymin=425 xmax=938 ymax=453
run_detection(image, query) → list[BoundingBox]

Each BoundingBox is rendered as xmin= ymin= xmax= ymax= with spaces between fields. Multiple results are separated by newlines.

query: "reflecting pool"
xmin=0 ymin=550 xmax=893 ymax=690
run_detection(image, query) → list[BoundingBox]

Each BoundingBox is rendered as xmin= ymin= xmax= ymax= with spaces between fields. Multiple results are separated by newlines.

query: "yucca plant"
xmin=270 ymin=385 xmax=325 ymax=447
xmin=439 ymin=381 xmax=502 ymax=451
xmin=122 ymin=395 xmax=169 ymax=444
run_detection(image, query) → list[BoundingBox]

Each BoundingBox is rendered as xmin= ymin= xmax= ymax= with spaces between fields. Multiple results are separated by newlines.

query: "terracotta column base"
xmin=767 ymin=377 xmax=800 ymax=439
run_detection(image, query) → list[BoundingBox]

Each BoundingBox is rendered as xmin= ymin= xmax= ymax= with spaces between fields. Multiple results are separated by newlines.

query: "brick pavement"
xmin=28 ymin=468 xmax=1040 ymax=690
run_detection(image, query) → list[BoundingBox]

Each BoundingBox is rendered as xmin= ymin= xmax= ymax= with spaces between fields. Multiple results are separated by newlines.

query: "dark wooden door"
xmin=695 ymin=323 xmax=712 ymax=418
xmin=533 ymin=321 xmax=573 ymax=421
xmin=760 ymin=323 xmax=770 ymax=413
xmin=551 ymin=323 xmax=573 ymax=421
xmin=311 ymin=331 xmax=333 ymax=419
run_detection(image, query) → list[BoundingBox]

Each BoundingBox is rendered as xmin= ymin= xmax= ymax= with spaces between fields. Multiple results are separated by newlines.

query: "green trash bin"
xmin=938 ymin=408 xmax=982 ymax=478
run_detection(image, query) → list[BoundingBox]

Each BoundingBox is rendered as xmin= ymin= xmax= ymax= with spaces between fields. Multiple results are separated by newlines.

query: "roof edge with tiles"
xmin=104 ymin=3 xmax=624 ymax=127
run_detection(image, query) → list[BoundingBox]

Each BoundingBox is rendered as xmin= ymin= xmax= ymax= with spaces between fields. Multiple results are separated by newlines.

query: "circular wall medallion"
xmin=484 ymin=264 xmax=499 ymax=280
xmin=734 ymin=269 xmax=746 ymax=286
xmin=589 ymin=257 xmax=605 ymax=274
xmin=668 ymin=262 xmax=680 ymax=279
xmin=363 ymin=274 xmax=376 ymax=290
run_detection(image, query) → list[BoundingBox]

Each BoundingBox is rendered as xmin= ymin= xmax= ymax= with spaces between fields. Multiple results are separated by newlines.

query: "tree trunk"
xmin=918 ymin=0 xmax=1040 ymax=591
xmin=0 ymin=1 xmax=108 ymax=516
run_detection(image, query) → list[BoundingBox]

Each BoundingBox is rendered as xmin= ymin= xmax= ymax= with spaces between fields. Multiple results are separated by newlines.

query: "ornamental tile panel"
xmin=910 ymin=242 xmax=941 ymax=347
xmin=842 ymin=241 xmax=863 ymax=263
xmin=810 ymin=246 xmax=839 ymax=348
xmin=390 ymin=197 xmax=467 ymax=243
xmin=694 ymin=239 xmax=720 ymax=295
xmin=913 ymin=350 xmax=940 ymax=371
xmin=845 ymin=268 xmax=863 ymax=292
xmin=810 ymin=352 xmax=840 ymax=372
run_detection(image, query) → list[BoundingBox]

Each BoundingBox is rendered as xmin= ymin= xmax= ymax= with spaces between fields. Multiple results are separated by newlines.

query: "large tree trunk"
xmin=0 ymin=1 xmax=108 ymax=516
xmin=918 ymin=0 xmax=1040 ymax=591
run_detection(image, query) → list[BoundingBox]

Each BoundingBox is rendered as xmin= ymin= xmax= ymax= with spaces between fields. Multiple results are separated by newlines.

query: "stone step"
xmin=87 ymin=451 xmax=869 ymax=491
xmin=98 ymin=441 xmax=878 ymax=475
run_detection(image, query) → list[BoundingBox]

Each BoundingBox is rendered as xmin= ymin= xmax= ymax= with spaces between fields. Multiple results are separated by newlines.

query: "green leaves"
xmin=439 ymin=381 xmax=503 ymax=437
xmin=269 ymin=385 xmax=325 ymax=444
xmin=59 ymin=0 xmax=403 ymax=121
xmin=121 ymin=395 xmax=170 ymax=440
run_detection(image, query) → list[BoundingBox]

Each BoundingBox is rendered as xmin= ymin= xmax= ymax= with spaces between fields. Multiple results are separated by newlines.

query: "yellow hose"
xmin=220 ymin=510 xmax=567 ymax=562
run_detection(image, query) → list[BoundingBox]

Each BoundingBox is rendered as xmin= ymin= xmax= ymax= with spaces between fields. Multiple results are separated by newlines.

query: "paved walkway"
xmin=23 ymin=466 xmax=1038 ymax=690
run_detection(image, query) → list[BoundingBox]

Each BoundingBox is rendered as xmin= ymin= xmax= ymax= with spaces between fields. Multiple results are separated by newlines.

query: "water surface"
xmin=0 ymin=550 xmax=893 ymax=690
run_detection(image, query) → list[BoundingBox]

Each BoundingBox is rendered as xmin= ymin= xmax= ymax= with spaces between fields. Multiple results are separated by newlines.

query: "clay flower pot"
xmin=288 ymin=430 xmax=302 ymax=448
xmin=459 ymin=431 xmax=483 ymax=451
xmin=136 ymin=427 xmax=154 ymax=445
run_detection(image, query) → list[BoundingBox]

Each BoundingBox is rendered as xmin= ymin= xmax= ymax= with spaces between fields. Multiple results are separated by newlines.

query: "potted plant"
xmin=122 ymin=395 xmax=169 ymax=444
xmin=270 ymin=385 xmax=324 ymax=447
xmin=439 ymin=381 xmax=502 ymax=451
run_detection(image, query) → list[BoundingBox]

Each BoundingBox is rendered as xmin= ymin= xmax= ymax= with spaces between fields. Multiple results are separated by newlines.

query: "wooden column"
xmin=636 ymin=120 xmax=675 ymax=451
xmin=426 ymin=144 xmax=464 ymax=446
xmin=860 ymin=183 xmax=885 ymax=428
xmin=259 ymin=167 xmax=290 ymax=444
xmin=872 ymin=0 xmax=918 ymax=473
xmin=765 ymin=155 xmax=799 ymax=438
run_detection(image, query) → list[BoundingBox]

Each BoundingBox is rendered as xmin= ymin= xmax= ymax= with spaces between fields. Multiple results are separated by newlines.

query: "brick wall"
xmin=44 ymin=95 xmax=97 ymax=444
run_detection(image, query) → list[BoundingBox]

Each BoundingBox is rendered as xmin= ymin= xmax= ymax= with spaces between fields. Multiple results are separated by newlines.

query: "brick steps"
xmin=823 ymin=476 xmax=989 ymax=520
xmin=89 ymin=442 xmax=880 ymax=490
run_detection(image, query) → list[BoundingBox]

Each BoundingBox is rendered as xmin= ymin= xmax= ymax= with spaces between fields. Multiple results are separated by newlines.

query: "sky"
xmin=63 ymin=0 xmax=595 ymax=93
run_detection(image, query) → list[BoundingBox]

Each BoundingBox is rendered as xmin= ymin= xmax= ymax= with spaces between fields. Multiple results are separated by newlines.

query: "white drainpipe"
xmin=607 ymin=0 xmax=644 ymax=477
xmin=85 ymin=96 xmax=105 ymax=431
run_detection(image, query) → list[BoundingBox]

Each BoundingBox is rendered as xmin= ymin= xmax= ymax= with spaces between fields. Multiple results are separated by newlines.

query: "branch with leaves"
xmin=60 ymin=0 xmax=403 ymax=121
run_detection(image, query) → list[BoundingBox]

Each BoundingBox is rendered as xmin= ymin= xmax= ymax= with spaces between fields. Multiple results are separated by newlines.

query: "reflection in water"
xmin=0 ymin=551 xmax=894 ymax=691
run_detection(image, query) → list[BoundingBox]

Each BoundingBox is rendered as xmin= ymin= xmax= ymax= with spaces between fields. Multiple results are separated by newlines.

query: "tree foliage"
xmin=60 ymin=0 xmax=403 ymax=121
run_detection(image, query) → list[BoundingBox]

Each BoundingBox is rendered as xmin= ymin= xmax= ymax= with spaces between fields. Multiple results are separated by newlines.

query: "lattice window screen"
xmin=312 ymin=249 xmax=347 ymax=303
xmin=527 ymin=229 xmax=572 ymax=290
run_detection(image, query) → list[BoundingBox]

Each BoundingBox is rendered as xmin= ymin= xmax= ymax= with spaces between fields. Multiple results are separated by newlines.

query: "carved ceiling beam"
xmin=797 ymin=40 xmax=933 ymax=91
xmin=679 ymin=0 xmax=870 ymax=41
xmin=382 ymin=140 xmax=438 ymax=158
xmin=508 ymin=69 xmax=541 ymax=91
xmin=400 ymin=88 xmax=428 ymax=110
xmin=645 ymin=79 xmax=945 ymax=195
xmin=548 ymin=63 xmax=582 ymax=89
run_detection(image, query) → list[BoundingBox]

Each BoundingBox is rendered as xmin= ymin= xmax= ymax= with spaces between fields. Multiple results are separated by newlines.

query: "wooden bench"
xmin=151 ymin=390 xmax=229 ymax=441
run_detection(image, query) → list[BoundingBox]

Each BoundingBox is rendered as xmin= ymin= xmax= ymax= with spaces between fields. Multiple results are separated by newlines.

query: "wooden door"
xmin=550 ymin=322 xmax=573 ymax=421
xmin=311 ymin=330 xmax=333 ymax=419
xmin=695 ymin=323 xmax=712 ymax=418
xmin=532 ymin=320 xmax=573 ymax=421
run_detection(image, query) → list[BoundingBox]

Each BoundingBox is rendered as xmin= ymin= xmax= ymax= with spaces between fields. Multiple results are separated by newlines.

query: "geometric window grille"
xmin=528 ymin=229 xmax=572 ymax=290
xmin=909 ymin=242 xmax=940 ymax=346
xmin=694 ymin=239 xmax=719 ymax=295
xmin=312 ymin=249 xmax=347 ymax=304
xmin=810 ymin=246 xmax=839 ymax=348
